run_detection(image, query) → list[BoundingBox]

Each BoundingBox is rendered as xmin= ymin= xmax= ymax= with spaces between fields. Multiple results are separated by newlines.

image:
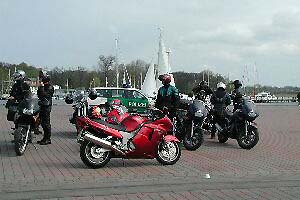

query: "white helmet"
xmin=217 ymin=82 xmax=226 ymax=90
xmin=12 ymin=70 xmax=26 ymax=81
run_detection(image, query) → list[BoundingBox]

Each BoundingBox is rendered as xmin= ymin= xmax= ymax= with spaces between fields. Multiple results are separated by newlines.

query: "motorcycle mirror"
xmin=88 ymin=91 xmax=97 ymax=100
xmin=65 ymin=94 xmax=73 ymax=104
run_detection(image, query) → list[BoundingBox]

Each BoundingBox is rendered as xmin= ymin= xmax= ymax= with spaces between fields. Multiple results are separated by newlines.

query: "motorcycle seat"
xmin=91 ymin=119 xmax=126 ymax=131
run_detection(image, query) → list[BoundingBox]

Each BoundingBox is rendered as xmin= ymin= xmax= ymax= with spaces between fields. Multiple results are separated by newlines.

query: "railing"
xmin=252 ymin=97 xmax=298 ymax=103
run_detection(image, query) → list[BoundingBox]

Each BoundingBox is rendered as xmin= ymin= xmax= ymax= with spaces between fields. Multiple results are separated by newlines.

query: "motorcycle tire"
xmin=76 ymin=124 xmax=81 ymax=135
xmin=237 ymin=125 xmax=259 ymax=150
xmin=80 ymin=140 xmax=112 ymax=168
xmin=14 ymin=126 xmax=29 ymax=156
xmin=183 ymin=128 xmax=204 ymax=151
xmin=156 ymin=141 xmax=181 ymax=165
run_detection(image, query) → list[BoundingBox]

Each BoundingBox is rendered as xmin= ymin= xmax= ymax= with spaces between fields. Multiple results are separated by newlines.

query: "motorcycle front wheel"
xmin=80 ymin=140 xmax=112 ymax=168
xmin=14 ymin=126 xmax=29 ymax=156
xmin=156 ymin=141 xmax=181 ymax=165
xmin=237 ymin=125 xmax=259 ymax=149
xmin=183 ymin=128 xmax=204 ymax=151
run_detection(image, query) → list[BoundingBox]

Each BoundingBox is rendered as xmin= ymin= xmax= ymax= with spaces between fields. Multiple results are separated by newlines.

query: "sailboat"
xmin=141 ymin=63 xmax=157 ymax=97
xmin=156 ymin=32 xmax=175 ymax=88
xmin=141 ymin=31 xmax=175 ymax=98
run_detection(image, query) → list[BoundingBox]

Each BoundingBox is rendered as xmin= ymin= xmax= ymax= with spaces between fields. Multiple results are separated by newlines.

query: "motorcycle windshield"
xmin=18 ymin=96 xmax=40 ymax=114
xmin=242 ymin=97 xmax=258 ymax=116
xmin=189 ymin=100 xmax=208 ymax=117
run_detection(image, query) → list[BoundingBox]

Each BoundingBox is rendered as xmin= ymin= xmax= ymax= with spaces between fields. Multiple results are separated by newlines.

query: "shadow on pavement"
xmin=203 ymin=140 xmax=240 ymax=149
xmin=54 ymin=131 xmax=77 ymax=139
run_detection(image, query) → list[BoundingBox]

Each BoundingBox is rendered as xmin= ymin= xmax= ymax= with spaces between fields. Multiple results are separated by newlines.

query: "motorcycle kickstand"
xmin=122 ymin=158 xmax=125 ymax=167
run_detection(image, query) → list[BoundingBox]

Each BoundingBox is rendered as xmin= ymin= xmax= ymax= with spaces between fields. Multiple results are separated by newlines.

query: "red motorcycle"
xmin=76 ymin=108 xmax=181 ymax=168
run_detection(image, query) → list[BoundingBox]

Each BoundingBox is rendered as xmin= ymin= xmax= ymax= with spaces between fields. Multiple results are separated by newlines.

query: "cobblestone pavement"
xmin=0 ymin=102 xmax=300 ymax=199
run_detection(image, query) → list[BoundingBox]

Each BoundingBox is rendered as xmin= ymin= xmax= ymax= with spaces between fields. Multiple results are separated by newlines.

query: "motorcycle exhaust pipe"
xmin=83 ymin=133 xmax=125 ymax=156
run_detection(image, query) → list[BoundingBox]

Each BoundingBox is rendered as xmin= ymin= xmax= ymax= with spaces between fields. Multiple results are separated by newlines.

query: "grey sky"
xmin=1 ymin=0 xmax=300 ymax=86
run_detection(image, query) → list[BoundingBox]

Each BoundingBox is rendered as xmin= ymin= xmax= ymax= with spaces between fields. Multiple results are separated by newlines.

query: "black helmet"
xmin=65 ymin=94 xmax=74 ymax=104
xmin=88 ymin=89 xmax=98 ymax=100
xmin=233 ymin=80 xmax=242 ymax=88
xmin=12 ymin=70 xmax=26 ymax=81
xmin=39 ymin=70 xmax=50 ymax=82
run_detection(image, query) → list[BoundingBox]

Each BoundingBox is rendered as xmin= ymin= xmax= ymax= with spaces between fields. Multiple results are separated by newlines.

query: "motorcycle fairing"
xmin=164 ymin=135 xmax=180 ymax=143
xmin=126 ymin=126 xmax=162 ymax=158
xmin=121 ymin=115 xmax=148 ymax=132
xmin=85 ymin=118 xmax=123 ymax=139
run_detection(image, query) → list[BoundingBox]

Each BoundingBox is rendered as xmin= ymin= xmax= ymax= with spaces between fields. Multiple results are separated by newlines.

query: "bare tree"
xmin=98 ymin=55 xmax=116 ymax=76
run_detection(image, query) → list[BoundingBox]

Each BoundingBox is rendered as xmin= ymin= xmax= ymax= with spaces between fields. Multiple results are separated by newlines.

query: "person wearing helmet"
xmin=37 ymin=70 xmax=54 ymax=145
xmin=8 ymin=70 xmax=31 ymax=102
xmin=232 ymin=79 xmax=243 ymax=111
xmin=155 ymin=74 xmax=179 ymax=119
xmin=192 ymin=80 xmax=213 ymax=99
xmin=210 ymin=82 xmax=231 ymax=139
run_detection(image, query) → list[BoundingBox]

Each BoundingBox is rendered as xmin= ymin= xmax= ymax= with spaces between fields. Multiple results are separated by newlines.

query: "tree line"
xmin=1 ymin=58 xmax=299 ymax=96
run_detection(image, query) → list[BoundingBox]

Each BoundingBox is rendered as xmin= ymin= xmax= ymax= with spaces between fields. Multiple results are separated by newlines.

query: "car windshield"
xmin=95 ymin=89 xmax=145 ymax=99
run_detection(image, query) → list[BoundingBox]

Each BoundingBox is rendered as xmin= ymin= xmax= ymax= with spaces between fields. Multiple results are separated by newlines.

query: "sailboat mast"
xmin=166 ymin=48 xmax=171 ymax=73
xmin=207 ymin=70 xmax=210 ymax=87
xmin=253 ymin=62 xmax=257 ymax=96
xmin=115 ymin=38 xmax=119 ymax=88
xmin=140 ymin=72 xmax=143 ymax=89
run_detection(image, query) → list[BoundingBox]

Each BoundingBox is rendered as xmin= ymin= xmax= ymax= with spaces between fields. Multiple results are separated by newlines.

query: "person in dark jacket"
xmin=192 ymin=81 xmax=213 ymax=99
xmin=37 ymin=70 xmax=54 ymax=145
xmin=297 ymin=92 xmax=300 ymax=106
xmin=155 ymin=74 xmax=179 ymax=120
xmin=210 ymin=82 xmax=231 ymax=139
xmin=231 ymin=80 xmax=243 ymax=112
xmin=8 ymin=70 xmax=31 ymax=102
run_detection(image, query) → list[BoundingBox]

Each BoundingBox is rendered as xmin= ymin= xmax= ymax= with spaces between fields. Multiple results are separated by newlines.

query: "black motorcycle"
xmin=174 ymin=98 xmax=207 ymax=151
xmin=215 ymin=97 xmax=259 ymax=149
xmin=6 ymin=96 xmax=40 ymax=156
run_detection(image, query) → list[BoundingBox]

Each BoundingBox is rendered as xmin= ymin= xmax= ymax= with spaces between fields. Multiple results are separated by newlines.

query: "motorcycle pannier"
xmin=7 ymin=109 xmax=17 ymax=121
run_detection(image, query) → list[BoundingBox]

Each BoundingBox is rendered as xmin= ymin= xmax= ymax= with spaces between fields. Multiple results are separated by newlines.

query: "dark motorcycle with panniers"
xmin=6 ymin=96 xmax=40 ymax=156
xmin=174 ymin=98 xmax=209 ymax=150
xmin=215 ymin=97 xmax=259 ymax=149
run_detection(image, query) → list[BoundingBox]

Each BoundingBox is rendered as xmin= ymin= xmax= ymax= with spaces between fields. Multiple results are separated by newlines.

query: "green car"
xmin=87 ymin=87 xmax=153 ymax=113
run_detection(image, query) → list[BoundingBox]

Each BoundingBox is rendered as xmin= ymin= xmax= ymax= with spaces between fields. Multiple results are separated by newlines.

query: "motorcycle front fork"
xmin=190 ymin=120 xmax=194 ymax=137
xmin=245 ymin=121 xmax=248 ymax=136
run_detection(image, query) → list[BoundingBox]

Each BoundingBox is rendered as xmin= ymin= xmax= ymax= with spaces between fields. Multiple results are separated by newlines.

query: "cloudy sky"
xmin=1 ymin=0 xmax=300 ymax=86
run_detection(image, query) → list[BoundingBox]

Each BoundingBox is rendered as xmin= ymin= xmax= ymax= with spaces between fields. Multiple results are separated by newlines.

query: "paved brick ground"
xmin=0 ymin=102 xmax=300 ymax=199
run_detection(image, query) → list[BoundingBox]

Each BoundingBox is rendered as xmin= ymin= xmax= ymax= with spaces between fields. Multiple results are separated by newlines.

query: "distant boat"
xmin=156 ymin=32 xmax=175 ymax=88
xmin=142 ymin=31 xmax=175 ymax=97
xmin=141 ymin=63 xmax=157 ymax=98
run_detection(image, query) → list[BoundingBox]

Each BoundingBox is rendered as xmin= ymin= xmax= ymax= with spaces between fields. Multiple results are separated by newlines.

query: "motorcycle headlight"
xmin=23 ymin=108 xmax=34 ymax=115
xmin=194 ymin=110 xmax=203 ymax=118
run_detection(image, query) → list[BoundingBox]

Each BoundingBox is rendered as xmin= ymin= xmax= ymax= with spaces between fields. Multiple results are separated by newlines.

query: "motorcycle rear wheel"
xmin=237 ymin=125 xmax=259 ymax=149
xmin=80 ymin=140 xmax=112 ymax=168
xmin=14 ymin=126 xmax=29 ymax=156
xmin=156 ymin=141 xmax=181 ymax=165
xmin=183 ymin=128 xmax=204 ymax=151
